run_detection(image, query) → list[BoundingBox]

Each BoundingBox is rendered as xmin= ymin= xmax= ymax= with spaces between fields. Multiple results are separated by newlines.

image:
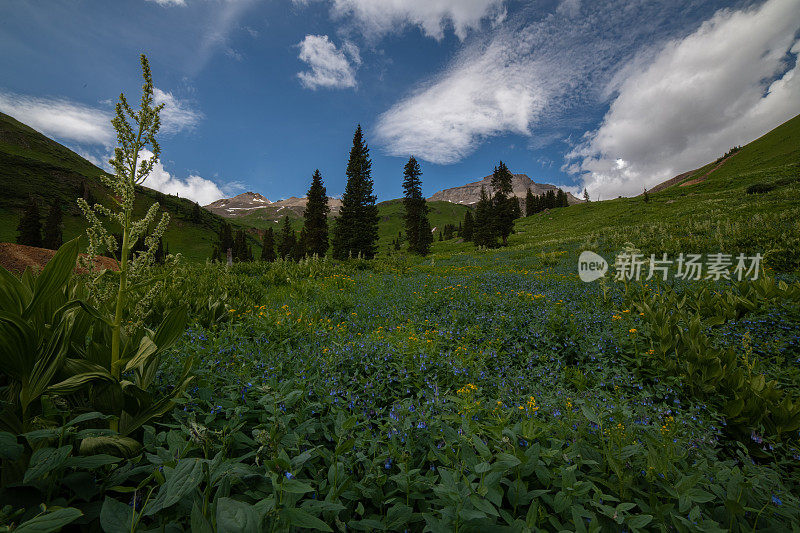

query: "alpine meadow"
xmin=2 ymin=1 xmax=800 ymax=532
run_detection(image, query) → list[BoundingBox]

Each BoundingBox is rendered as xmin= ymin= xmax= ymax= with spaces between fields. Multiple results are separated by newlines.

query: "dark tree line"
xmin=524 ymin=187 xmax=569 ymax=216
xmin=16 ymin=197 xmax=64 ymax=250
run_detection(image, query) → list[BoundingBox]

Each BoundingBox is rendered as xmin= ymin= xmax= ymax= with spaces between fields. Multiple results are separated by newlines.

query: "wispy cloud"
xmin=0 ymin=89 xmax=202 ymax=146
xmin=297 ymin=35 xmax=361 ymax=90
xmin=0 ymin=91 xmax=115 ymax=145
xmin=154 ymin=88 xmax=203 ymax=134
xmin=567 ymin=0 xmax=800 ymax=198
xmin=293 ymin=0 xmax=505 ymax=41
xmin=145 ymin=0 xmax=186 ymax=6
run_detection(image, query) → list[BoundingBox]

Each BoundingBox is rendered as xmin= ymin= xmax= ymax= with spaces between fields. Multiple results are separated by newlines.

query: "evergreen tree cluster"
xmin=524 ymin=187 xmax=570 ymax=216
xmin=16 ymin=197 xmax=64 ymax=251
xmin=211 ymin=222 xmax=253 ymax=262
xmin=469 ymin=162 xmax=522 ymax=248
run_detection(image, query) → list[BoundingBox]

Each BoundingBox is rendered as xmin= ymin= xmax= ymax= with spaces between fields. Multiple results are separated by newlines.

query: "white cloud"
xmin=145 ymin=0 xmax=186 ymax=5
xmin=297 ymin=35 xmax=361 ymax=90
xmin=298 ymin=0 xmax=505 ymax=41
xmin=0 ymin=91 xmax=114 ymax=145
xmin=153 ymin=88 xmax=203 ymax=134
xmin=568 ymin=0 xmax=800 ymax=198
xmin=137 ymin=150 xmax=226 ymax=205
xmin=376 ymin=33 xmax=550 ymax=164
xmin=0 ymin=89 xmax=201 ymax=147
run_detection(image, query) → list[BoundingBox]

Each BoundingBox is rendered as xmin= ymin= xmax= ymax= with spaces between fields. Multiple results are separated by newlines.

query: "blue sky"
xmin=1 ymin=0 xmax=798 ymax=204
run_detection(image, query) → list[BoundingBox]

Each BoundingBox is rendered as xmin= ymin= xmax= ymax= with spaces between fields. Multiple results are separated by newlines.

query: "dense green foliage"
xmin=331 ymin=126 xmax=380 ymax=260
xmin=261 ymin=227 xmax=277 ymax=263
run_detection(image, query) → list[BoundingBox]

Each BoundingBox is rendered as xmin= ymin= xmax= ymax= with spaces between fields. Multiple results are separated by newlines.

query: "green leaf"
xmin=216 ymin=497 xmax=260 ymax=533
xmin=0 ymin=431 xmax=23 ymax=460
xmin=152 ymin=306 xmax=188 ymax=353
xmin=282 ymin=478 xmax=315 ymax=494
xmin=65 ymin=454 xmax=122 ymax=469
xmin=145 ymin=458 xmax=204 ymax=516
xmin=283 ymin=508 xmax=333 ymax=532
xmin=626 ymin=514 xmax=653 ymax=530
xmin=24 ymin=237 xmax=80 ymax=320
xmin=100 ymin=497 xmax=134 ymax=533
xmin=24 ymin=446 xmax=72 ymax=483
xmin=121 ymin=335 xmax=158 ymax=374
xmin=581 ymin=404 xmax=600 ymax=425
xmin=191 ymin=502 xmax=214 ymax=533
xmin=80 ymin=436 xmax=142 ymax=458
xmin=15 ymin=507 xmax=83 ymax=533
xmin=335 ymin=437 xmax=355 ymax=455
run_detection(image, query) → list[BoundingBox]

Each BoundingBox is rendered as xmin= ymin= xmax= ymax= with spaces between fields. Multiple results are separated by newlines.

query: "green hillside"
xmin=431 ymin=113 xmax=800 ymax=271
xmin=0 ymin=112 xmax=262 ymax=261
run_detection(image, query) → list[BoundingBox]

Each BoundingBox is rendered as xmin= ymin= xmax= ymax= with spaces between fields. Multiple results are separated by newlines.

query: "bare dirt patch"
xmin=0 ymin=242 xmax=118 ymax=275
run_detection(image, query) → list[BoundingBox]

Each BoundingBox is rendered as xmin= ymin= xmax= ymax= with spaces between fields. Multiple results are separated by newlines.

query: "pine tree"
xmin=583 ymin=188 xmax=590 ymax=202
xmin=490 ymin=162 xmax=516 ymax=246
xmin=191 ymin=202 xmax=202 ymax=223
xmin=401 ymin=156 xmax=433 ymax=256
xmin=303 ymin=169 xmax=330 ymax=257
xmin=260 ymin=227 xmax=276 ymax=262
xmin=278 ymin=216 xmax=296 ymax=260
xmin=462 ymin=210 xmax=474 ymax=241
xmin=545 ymin=190 xmax=556 ymax=209
xmin=16 ymin=197 xmax=43 ymax=247
xmin=42 ymin=200 xmax=63 ymax=250
xmin=525 ymin=189 xmax=536 ymax=216
xmin=212 ymin=222 xmax=234 ymax=261
xmin=233 ymin=229 xmax=250 ymax=262
xmin=643 ymin=187 xmax=650 ymax=203
xmin=331 ymin=125 xmax=380 ymax=260
xmin=473 ymin=187 xmax=496 ymax=248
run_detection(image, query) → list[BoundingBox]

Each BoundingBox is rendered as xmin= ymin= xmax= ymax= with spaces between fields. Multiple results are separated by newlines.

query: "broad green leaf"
xmin=100 ymin=497 xmax=134 ymax=533
xmin=24 ymin=237 xmax=80 ymax=320
xmin=216 ymin=497 xmax=260 ymax=533
xmin=144 ymin=458 xmax=204 ymax=516
xmin=24 ymin=446 xmax=72 ymax=483
xmin=121 ymin=335 xmax=158 ymax=374
xmin=15 ymin=507 xmax=83 ymax=533
xmin=80 ymin=435 xmax=142 ymax=458
xmin=0 ymin=431 xmax=23 ymax=460
xmin=283 ymin=508 xmax=333 ymax=532
xmin=282 ymin=478 xmax=315 ymax=494
xmin=65 ymin=454 xmax=122 ymax=469
xmin=152 ymin=306 xmax=188 ymax=352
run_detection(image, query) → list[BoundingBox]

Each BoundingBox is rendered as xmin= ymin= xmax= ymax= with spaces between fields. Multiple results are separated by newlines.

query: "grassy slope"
xmin=431 ymin=113 xmax=800 ymax=269
xmin=0 ymin=112 xmax=261 ymax=261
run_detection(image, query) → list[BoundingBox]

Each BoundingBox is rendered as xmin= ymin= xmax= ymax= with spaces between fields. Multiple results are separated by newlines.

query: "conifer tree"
xmin=525 ymin=189 xmax=536 ymax=216
xmin=545 ymin=190 xmax=556 ymax=209
xmin=473 ymin=187 xmax=496 ymax=248
xmin=81 ymin=180 xmax=96 ymax=207
xmin=583 ymin=188 xmax=590 ymax=202
xmin=278 ymin=216 xmax=296 ymax=260
xmin=233 ymin=229 xmax=250 ymax=261
xmin=643 ymin=187 xmax=650 ymax=203
xmin=16 ymin=196 xmax=43 ymax=247
xmin=401 ymin=156 xmax=433 ymax=256
xmin=212 ymin=222 xmax=235 ymax=261
xmin=303 ymin=169 xmax=330 ymax=257
xmin=331 ymin=125 xmax=380 ymax=260
xmin=42 ymin=199 xmax=64 ymax=250
xmin=490 ymin=161 xmax=516 ymax=246
xmin=462 ymin=210 xmax=474 ymax=241
xmin=191 ymin=201 xmax=202 ymax=223
xmin=260 ymin=227 xmax=276 ymax=262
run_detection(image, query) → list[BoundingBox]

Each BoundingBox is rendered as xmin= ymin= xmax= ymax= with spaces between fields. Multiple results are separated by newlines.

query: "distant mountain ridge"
xmin=429 ymin=174 xmax=582 ymax=205
xmin=204 ymin=192 xmax=343 ymax=220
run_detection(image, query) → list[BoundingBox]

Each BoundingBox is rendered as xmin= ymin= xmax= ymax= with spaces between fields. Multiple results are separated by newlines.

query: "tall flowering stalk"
xmin=77 ymin=54 xmax=169 ymax=387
